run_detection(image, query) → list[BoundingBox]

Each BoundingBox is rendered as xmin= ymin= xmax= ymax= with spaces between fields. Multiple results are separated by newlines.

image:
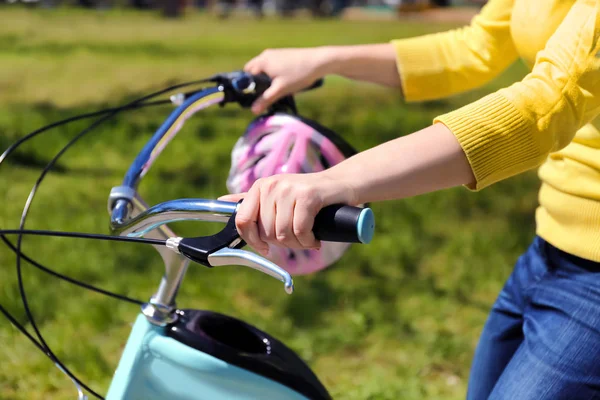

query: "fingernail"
xmin=260 ymin=248 xmax=270 ymax=257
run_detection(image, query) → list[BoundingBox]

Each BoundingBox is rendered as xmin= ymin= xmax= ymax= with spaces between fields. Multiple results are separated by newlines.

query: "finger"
xmin=293 ymin=200 xmax=321 ymax=249
xmin=244 ymin=61 xmax=263 ymax=75
xmin=244 ymin=53 xmax=265 ymax=75
xmin=251 ymin=79 xmax=286 ymax=114
xmin=275 ymin=198 xmax=304 ymax=249
xmin=217 ymin=193 xmax=246 ymax=202
xmin=258 ymin=185 xmax=276 ymax=245
xmin=235 ymin=185 xmax=269 ymax=255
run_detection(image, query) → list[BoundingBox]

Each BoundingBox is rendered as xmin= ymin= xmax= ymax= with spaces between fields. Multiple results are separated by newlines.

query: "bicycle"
xmin=0 ymin=71 xmax=375 ymax=399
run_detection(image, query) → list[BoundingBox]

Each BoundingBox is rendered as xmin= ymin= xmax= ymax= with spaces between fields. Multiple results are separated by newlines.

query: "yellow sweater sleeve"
xmin=436 ymin=0 xmax=600 ymax=190
xmin=391 ymin=0 xmax=518 ymax=102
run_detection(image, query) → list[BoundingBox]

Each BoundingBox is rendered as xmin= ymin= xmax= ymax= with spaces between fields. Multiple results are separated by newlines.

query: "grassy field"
xmin=0 ymin=6 xmax=534 ymax=400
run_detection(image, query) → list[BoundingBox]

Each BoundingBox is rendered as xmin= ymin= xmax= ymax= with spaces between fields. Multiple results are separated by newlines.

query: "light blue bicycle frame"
xmin=105 ymin=314 xmax=309 ymax=400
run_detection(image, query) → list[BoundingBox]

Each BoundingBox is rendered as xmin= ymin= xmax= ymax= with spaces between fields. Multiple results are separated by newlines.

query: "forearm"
xmin=319 ymin=44 xmax=402 ymax=89
xmin=325 ymin=123 xmax=475 ymax=204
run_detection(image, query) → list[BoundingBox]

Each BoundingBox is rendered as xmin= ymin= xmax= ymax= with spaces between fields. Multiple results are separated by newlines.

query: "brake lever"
xmin=208 ymin=247 xmax=294 ymax=294
xmin=173 ymin=208 xmax=245 ymax=266
xmin=166 ymin=206 xmax=294 ymax=294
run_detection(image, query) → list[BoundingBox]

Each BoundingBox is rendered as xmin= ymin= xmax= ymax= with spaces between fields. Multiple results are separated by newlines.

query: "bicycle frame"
xmin=105 ymin=75 xmax=330 ymax=400
xmin=105 ymin=315 xmax=308 ymax=400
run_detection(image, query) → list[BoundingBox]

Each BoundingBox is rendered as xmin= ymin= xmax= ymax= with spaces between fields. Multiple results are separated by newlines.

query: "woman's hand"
xmin=218 ymin=171 xmax=357 ymax=256
xmin=244 ymin=44 xmax=402 ymax=114
xmin=244 ymin=47 xmax=334 ymax=114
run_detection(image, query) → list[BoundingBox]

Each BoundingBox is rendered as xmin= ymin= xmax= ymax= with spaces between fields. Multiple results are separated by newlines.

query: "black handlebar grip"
xmin=304 ymin=78 xmax=324 ymax=91
xmin=252 ymin=73 xmax=273 ymax=96
xmin=313 ymin=204 xmax=375 ymax=244
xmin=253 ymin=73 xmax=324 ymax=95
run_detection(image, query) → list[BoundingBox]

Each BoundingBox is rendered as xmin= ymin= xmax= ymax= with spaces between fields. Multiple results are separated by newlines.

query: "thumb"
xmin=218 ymin=193 xmax=246 ymax=202
xmin=251 ymin=79 xmax=286 ymax=114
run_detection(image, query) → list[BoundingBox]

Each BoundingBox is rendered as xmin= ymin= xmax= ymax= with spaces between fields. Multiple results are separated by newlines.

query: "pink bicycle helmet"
xmin=226 ymin=112 xmax=358 ymax=275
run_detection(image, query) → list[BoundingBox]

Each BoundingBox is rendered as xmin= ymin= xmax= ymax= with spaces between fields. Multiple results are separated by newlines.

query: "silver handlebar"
xmin=108 ymin=196 xmax=294 ymax=304
xmin=111 ymin=198 xmax=236 ymax=237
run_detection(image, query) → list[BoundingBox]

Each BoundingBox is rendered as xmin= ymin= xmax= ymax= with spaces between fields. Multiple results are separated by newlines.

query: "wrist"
xmin=315 ymin=46 xmax=347 ymax=77
xmin=319 ymin=167 xmax=360 ymax=206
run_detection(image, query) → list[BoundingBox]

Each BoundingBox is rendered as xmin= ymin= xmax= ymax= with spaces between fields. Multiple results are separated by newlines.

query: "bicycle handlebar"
xmin=110 ymin=198 xmax=374 ymax=245
xmin=107 ymin=70 xmax=371 ymax=304
xmin=210 ymin=71 xmax=323 ymax=113
xmin=230 ymin=72 xmax=324 ymax=96
xmin=109 ymin=196 xmax=373 ymax=296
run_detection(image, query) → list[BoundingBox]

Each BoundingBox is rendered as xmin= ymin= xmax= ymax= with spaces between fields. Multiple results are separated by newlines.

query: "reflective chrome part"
xmin=166 ymin=237 xmax=183 ymax=254
xmin=56 ymin=363 xmax=88 ymax=400
xmin=170 ymin=93 xmax=185 ymax=106
xmin=141 ymin=300 xmax=177 ymax=326
xmin=208 ymin=248 xmax=294 ymax=294
xmin=109 ymin=194 xmax=189 ymax=325
xmin=111 ymin=198 xmax=130 ymax=226
xmin=242 ymin=80 xmax=256 ymax=94
xmin=107 ymin=185 xmax=136 ymax=215
xmin=130 ymin=194 xmax=189 ymax=322
xmin=111 ymin=199 xmax=237 ymax=237
xmin=229 ymin=237 xmax=243 ymax=249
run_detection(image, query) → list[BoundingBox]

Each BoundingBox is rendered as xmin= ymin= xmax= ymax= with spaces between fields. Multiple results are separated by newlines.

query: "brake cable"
xmin=0 ymin=91 xmax=211 ymax=301
xmin=0 ymin=99 xmax=168 ymax=305
xmin=0 ymin=229 xmax=167 ymax=399
xmin=1 ymin=79 xmax=212 ymax=399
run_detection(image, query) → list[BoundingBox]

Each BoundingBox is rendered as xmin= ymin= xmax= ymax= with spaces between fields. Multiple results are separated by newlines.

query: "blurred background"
xmin=0 ymin=1 xmax=539 ymax=399
xmin=1 ymin=0 xmax=488 ymax=17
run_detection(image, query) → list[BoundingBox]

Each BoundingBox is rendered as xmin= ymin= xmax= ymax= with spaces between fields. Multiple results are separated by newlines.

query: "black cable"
xmin=0 ymin=230 xmax=168 ymax=357
xmin=0 ymin=82 xmax=206 ymax=296
xmin=0 ymin=303 xmax=46 ymax=353
xmin=0 ymin=99 xmax=170 ymax=300
xmin=1 ymin=236 xmax=142 ymax=305
xmin=0 ymin=100 xmax=174 ymax=394
xmin=0 ymin=229 xmax=167 ymax=245
xmin=11 ymin=78 xmax=210 ymax=400
xmin=0 ymin=99 xmax=170 ymax=165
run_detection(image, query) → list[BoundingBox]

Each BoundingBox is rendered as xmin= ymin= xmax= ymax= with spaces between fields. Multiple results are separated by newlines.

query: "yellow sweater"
xmin=392 ymin=0 xmax=600 ymax=262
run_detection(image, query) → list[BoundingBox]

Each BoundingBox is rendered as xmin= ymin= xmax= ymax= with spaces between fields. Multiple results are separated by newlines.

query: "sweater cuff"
xmin=434 ymin=92 xmax=541 ymax=191
xmin=391 ymin=36 xmax=446 ymax=102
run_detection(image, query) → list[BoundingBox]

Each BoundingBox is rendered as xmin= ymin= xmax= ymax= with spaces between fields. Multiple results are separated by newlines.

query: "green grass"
xmin=0 ymin=6 xmax=533 ymax=400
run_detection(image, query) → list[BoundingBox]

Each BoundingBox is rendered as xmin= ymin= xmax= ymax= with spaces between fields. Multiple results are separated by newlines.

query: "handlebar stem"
xmin=109 ymin=193 xmax=191 ymax=325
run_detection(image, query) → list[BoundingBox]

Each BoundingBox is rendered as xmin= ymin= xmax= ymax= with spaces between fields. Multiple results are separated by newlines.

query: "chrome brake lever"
xmin=164 ymin=204 xmax=294 ymax=294
xmin=208 ymin=247 xmax=294 ymax=294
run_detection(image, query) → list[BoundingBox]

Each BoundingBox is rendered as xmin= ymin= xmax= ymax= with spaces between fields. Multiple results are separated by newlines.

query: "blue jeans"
xmin=467 ymin=237 xmax=600 ymax=399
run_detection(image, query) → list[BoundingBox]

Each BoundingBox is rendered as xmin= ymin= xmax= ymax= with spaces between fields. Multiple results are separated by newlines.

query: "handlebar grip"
xmin=313 ymin=205 xmax=375 ymax=244
xmin=252 ymin=73 xmax=272 ymax=95
xmin=304 ymin=78 xmax=324 ymax=91
xmin=253 ymin=73 xmax=324 ymax=95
